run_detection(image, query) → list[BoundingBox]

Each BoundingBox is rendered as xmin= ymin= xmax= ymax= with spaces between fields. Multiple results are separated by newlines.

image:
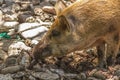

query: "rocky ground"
xmin=0 ymin=0 xmax=120 ymax=80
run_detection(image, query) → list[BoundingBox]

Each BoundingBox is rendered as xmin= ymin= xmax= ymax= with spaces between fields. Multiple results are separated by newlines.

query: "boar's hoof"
xmin=98 ymin=61 xmax=108 ymax=69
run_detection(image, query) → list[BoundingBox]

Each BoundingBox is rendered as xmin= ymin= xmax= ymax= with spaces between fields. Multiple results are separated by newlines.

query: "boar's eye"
xmin=51 ymin=30 xmax=61 ymax=37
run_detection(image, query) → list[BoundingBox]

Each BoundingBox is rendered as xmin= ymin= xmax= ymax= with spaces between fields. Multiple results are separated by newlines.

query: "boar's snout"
xmin=40 ymin=45 xmax=52 ymax=58
xmin=28 ymin=44 xmax=52 ymax=69
xmin=33 ymin=44 xmax=52 ymax=60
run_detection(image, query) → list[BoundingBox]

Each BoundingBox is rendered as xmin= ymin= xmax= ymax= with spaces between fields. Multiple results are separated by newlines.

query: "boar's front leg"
xmin=97 ymin=41 xmax=107 ymax=68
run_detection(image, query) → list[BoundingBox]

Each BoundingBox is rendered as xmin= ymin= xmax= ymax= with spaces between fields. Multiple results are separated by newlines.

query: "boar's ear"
xmin=59 ymin=15 xmax=74 ymax=33
xmin=55 ymin=0 xmax=67 ymax=15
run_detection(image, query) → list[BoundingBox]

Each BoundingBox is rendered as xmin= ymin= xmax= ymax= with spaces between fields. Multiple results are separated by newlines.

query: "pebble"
xmin=20 ymin=3 xmax=31 ymax=11
xmin=3 ymin=14 xmax=18 ymax=21
xmin=31 ymin=40 xmax=39 ymax=45
xmin=0 ymin=50 xmax=8 ymax=61
xmin=11 ymin=72 xmax=25 ymax=79
xmin=12 ymin=3 xmax=21 ymax=12
xmin=64 ymin=73 xmax=78 ymax=79
xmin=49 ymin=0 xmax=57 ymax=5
xmin=106 ymin=76 xmax=119 ymax=80
xmin=78 ymin=72 xmax=87 ymax=80
xmin=32 ymin=71 xmax=59 ymax=80
xmin=42 ymin=6 xmax=56 ymax=15
xmin=0 ymin=74 xmax=13 ymax=80
xmin=87 ymin=77 xmax=101 ymax=80
xmin=114 ymin=70 xmax=120 ymax=76
xmin=34 ymin=7 xmax=43 ymax=16
xmin=17 ymin=13 xmax=32 ymax=23
xmin=50 ymin=69 xmax=65 ymax=76
xmin=0 ymin=0 xmax=4 ymax=6
xmin=3 ymin=21 xmax=19 ymax=28
xmin=1 ymin=65 xmax=24 ymax=74
xmin=5 ymin=57 xmax=17 ymax=67
xmin=0 ymin=40 xmax=14 ymax=52
xmin=0 ymin=10 xmax=3 ymax=25
xmin=19 ymin=52 xmax=30 ymax=68
xmin=31 ymin=0 xmax=40 ymax=5
xmin=93 ymin=71 xmax=106 ymax=80
xmin=0 ymin=10 xmax=3 ymax=21
xmin=4 ymin=0 xmax=14 ymax=6
xmin=28 ymin=75 xmax=36 ymax=80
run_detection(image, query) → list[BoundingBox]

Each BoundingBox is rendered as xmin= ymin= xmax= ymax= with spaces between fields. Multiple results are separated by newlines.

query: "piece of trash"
xmin=0 ymin=32 xmax=11 ymax=39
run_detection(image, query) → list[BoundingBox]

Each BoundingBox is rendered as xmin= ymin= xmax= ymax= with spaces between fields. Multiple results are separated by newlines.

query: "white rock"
xmin=18 ymin=23 xmax=48 ymax=39
xmin=8 ymin=41 xmax=31 ymax=56
xmin=3 ymin=14 xmax=18 ymax=21
xmin=31 ymin=40 xmax=39 ymax=45
xmin=3 ymin=21 xmax=19 ymax=28
xmin=8 ymin=29 xmax=15 ymax=35
xmin=0 ymin=10 xmax=3 ymax=21
xmin=19 ymin=23 xmax=42 ymax=31
xmin=21 ymin=27 xmax=48 ymax=38
xmin=0 ymin=10 xmax=3 ymax=26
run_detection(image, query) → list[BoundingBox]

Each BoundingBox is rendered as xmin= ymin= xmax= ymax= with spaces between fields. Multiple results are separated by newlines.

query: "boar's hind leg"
xmin=106 ymin=33 xmax=120 ymax=66
xmin=97 ymin=41 xmax=107 ymax=68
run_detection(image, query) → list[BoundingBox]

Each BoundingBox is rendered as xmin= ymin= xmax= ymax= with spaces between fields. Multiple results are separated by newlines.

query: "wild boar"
xmin=28 ymin=0 xmax=120 ymax=69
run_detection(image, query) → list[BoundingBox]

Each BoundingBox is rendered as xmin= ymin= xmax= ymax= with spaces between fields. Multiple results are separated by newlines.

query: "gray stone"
xmin=19 ymin=52 xmax=30 ymax=68
xmin=114 ymin=70 xmax=120 ymax=76
xmin=29 ymin=76 xmax=36 ymax=80
xmin=5 ymin=57 xmax=17 ymax=67
xmin=87 ymin=77 xmax=101 ymax=80
xmin=78 ymin=73 xmax=87 ymax=80
xmin=32 ymin=71 xmax=59 ymax=80
xmin=64 ymin=73 xmax=78 ymax=79
xmin=1 ymin=65 xmax=24 ymax=74
xmin=93 ymin=71 xmax=106 ymax=80
xmin=11 ymin=72 xmax=25 ymax=79
xmin=42 ymin=6 xmax=56 ymax=15
xmin=0 ymin=0 xmax=4 ymax=5
xmin=0 ymin=49 xmax=7 ymax=61
xmin=4 ymin=0 xmax=14 ymax=6
xmin=0 ymin=74 xmax=13 ymax=80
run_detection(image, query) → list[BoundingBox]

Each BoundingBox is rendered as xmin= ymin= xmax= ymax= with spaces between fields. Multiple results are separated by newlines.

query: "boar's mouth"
xmin=28 ymin=44 xmax=52 ymax=69
xmin=40 ymin=45 xmax=52 ymax=58
xmin=33 ymin=44 xmax=52 ymax=61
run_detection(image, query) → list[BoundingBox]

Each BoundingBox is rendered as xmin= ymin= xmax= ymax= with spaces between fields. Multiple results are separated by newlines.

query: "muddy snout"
xmin=28 ymin=44 xmax=52 ymax=69
xmin=40 ymin=45 xmax=52 ymax=58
